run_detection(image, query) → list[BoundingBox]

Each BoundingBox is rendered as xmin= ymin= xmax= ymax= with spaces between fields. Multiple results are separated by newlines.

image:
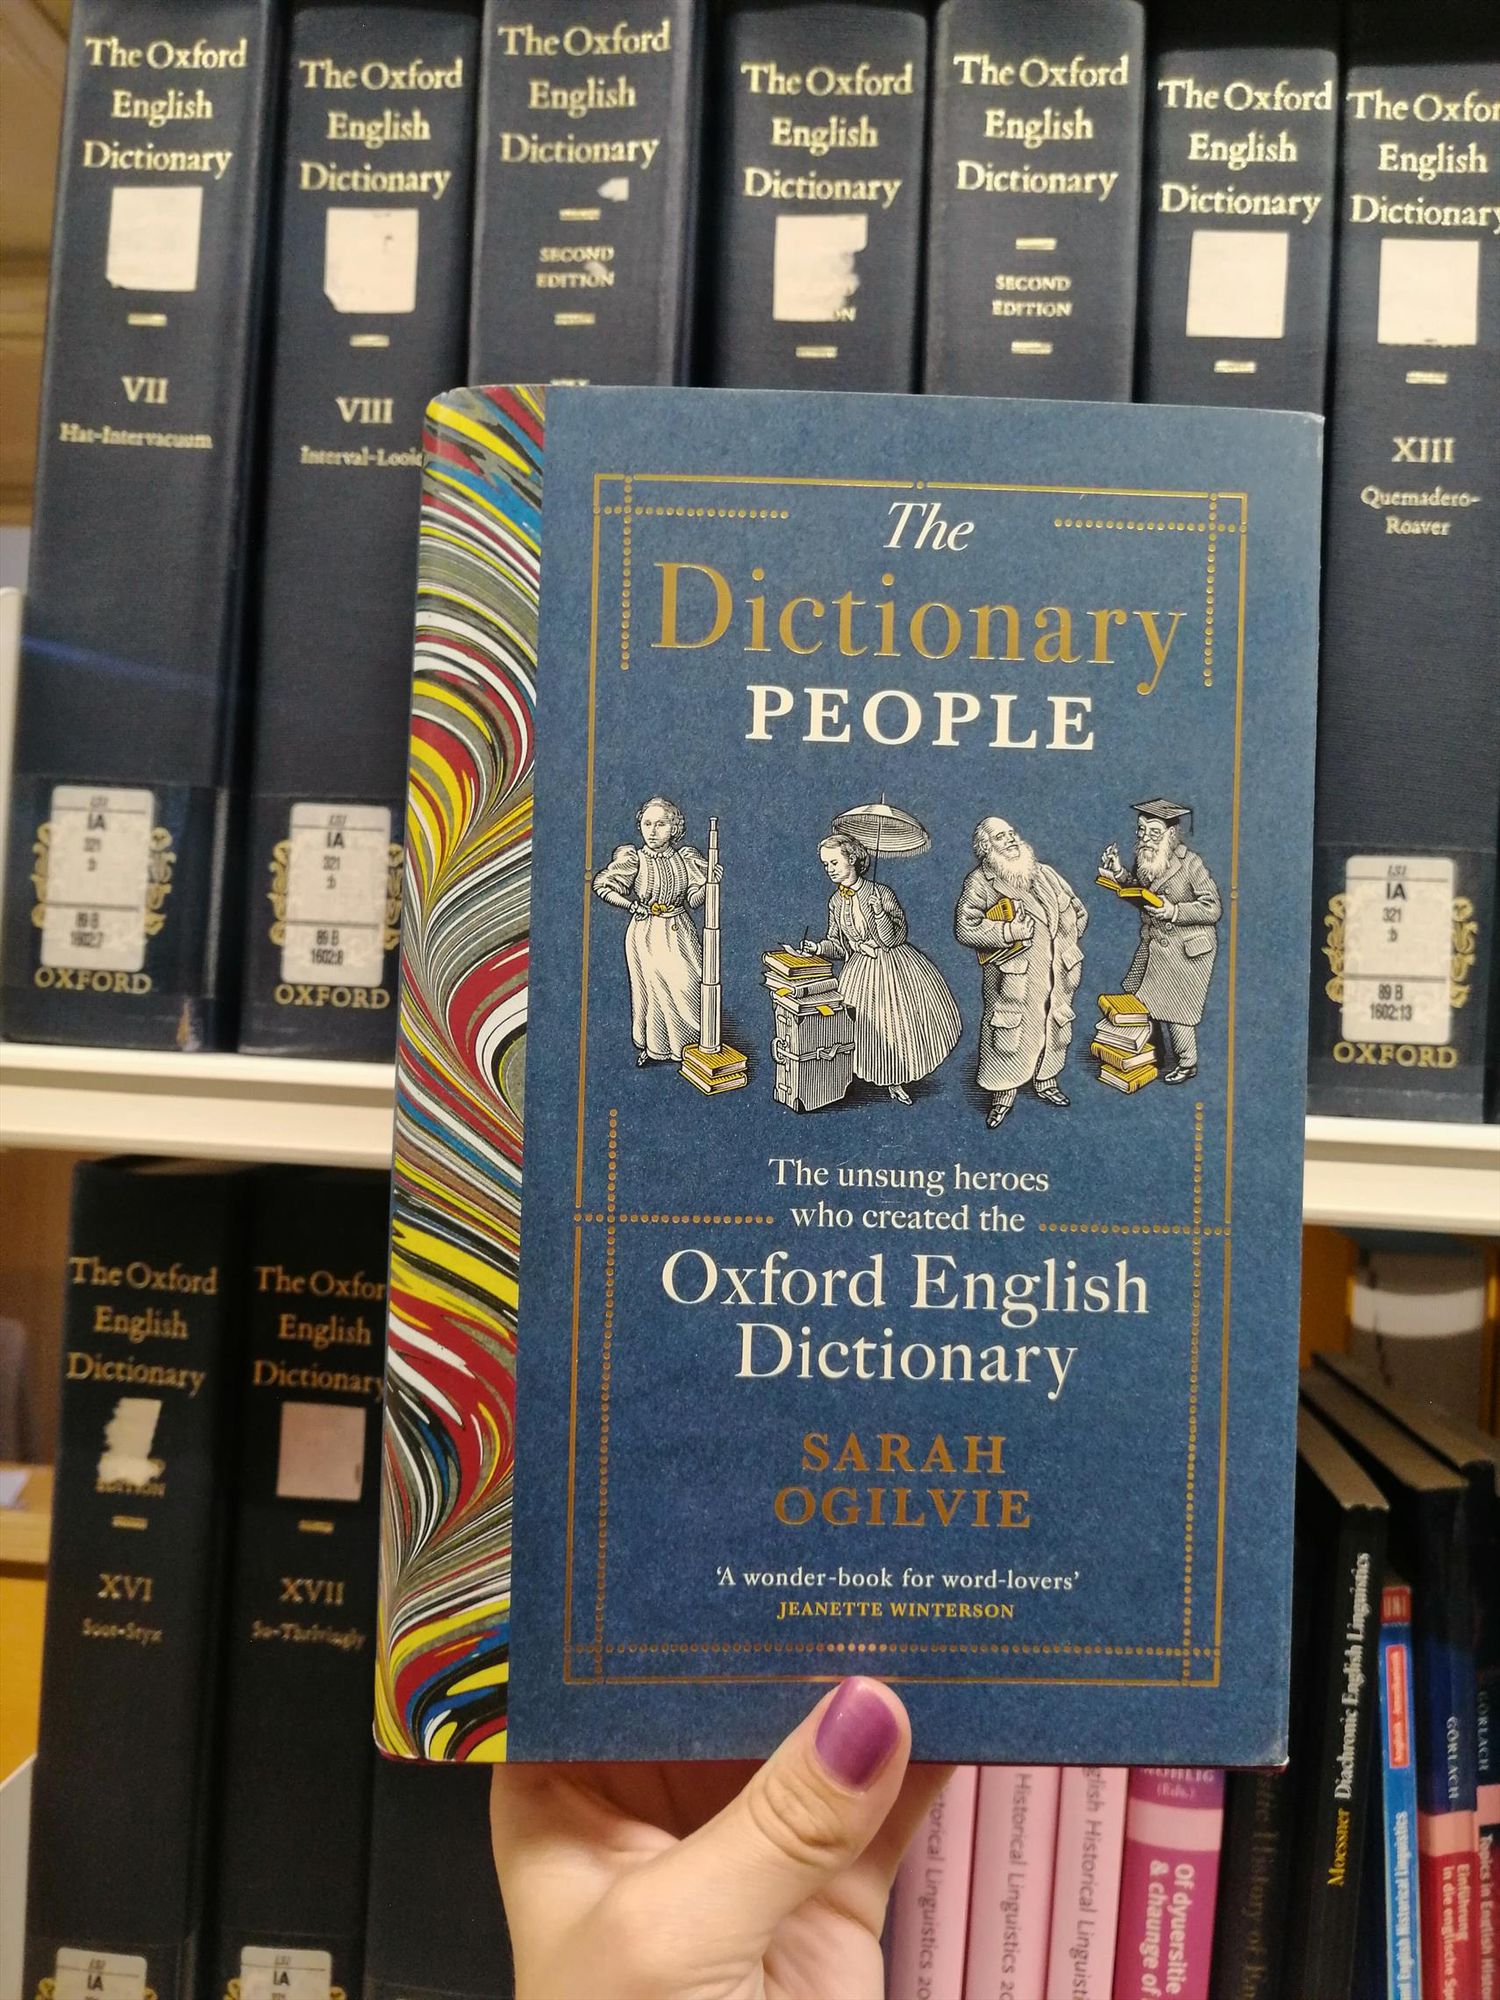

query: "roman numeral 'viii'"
xmin=336 ymin=395 xmax=393 ymax=425
xmin=121 ymin=375 xmax=167 ymax=404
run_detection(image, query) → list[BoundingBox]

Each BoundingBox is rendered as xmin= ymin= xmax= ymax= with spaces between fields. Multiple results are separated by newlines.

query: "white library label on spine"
xmin=40 ymin=784 xmax=155 ymax=972
xmin=54 ymin=1953 xmax=148 ymax=2000
xmin=1340 ymin=854 xmax=1455 ymax=1045
xmin=279 ymin=803 xmax=391 ymax=987
xmin=276 ymin=1400 xmax=367 ymax=1504
xmin=239 ymin=1948 xmax=333 ymax=2000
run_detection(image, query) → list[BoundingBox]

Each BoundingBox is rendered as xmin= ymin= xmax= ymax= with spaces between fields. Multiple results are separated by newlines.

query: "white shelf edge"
xmin=3 ymin=1046 xmax=1497 ymax=1230
xmin=0 ymin=1044 xmax=396 ymax=1170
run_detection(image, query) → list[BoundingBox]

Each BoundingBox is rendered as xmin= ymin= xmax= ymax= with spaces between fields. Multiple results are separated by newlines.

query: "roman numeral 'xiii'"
xmin=121 ymin=375 xmax=167 ymax=404
xmin=1392 ymin=436 xmax=1454 ymax=463
xmin=336 ymin=395 xmax=393 ymax=425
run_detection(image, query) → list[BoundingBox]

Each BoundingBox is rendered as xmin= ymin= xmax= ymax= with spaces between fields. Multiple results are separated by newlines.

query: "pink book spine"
xmin=1043 ymin=1766 xmax=1128 ymax=2000
xmin=888 ymin=1766 xmax=981 ymax=2000
xmin=1110 ymin=1768 xmax=1226 ymax=2000
xmin=963 ymin=1766 xmax=1062 ymax=2000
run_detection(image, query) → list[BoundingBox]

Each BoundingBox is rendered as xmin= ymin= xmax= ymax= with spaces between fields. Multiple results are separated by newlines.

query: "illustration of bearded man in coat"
xmin=955 ymin=817 xmax=1089 ymax=1129
xmin=1098 ymin=798 xmax=1222 ymax=1084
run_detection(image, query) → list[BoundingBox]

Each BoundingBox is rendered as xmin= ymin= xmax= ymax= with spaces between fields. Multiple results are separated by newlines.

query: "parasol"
xmin=831 ymin=798 xmax=931 ymax=876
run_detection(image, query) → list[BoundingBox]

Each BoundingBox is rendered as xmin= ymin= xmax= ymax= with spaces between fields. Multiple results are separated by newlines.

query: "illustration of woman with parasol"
xmin=800 ymin=801 xmax=961 ymax=1105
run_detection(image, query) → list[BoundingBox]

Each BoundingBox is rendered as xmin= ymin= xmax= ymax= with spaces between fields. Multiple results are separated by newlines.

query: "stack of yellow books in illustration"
xmin=1092 ymin=993 xmax=1157 ymax=1093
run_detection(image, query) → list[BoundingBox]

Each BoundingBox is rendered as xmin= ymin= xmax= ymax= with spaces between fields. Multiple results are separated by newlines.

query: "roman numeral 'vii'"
xmin=121 ymin=375 xmax=167 ymax=404
xmin=336 ymin=395 xmax=393 ymax=425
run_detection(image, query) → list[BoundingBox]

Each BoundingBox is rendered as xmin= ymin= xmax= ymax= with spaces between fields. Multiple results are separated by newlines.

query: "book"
xmin=1206 ymin=1524 xmax=1314 ymax=2000
xmin=1317 ymin=1349 xmax=1500 ymax=1999
xmin=377 ymin=383 xmax=1323 ymax=1765
xmin=362 ymin=1759 xmax=515 ymax=2000
xmin=210 ymin=1170 xmax=390 ymax=2000
xmin=886 ymin=1766 xmax=978 ymax=2000
xmin=1097 ymin=1063 xmax=1157 ymax=1094
xmin=1095 ymin=874 xmax=1164 ymax=909
xmin=237 ymin=0 xmax=479 ymax=1058
xmin=924 ymin=0 xmax=1147 ymax=399
xmin=0 ymin=0 xmax=277 ymax=1050
xmin=1089 ymin=1042 xmax=1155 ymax=1073
xmin=24 ymin=1160 xmax=249 ymax=2000
xmin=705 ymin=0 xmax=929 ymax=391
xmin=1374 ymin=1580 xmax=1424 ymax=2000
xmin=1098 ymin=993 xmax=1149 ymax=1026
xmin=1307 ymin=3 xmax=1500 ymax=1122
xmin=962 ymin=1765 xmax=1060 ymax=2000
xmin=1045 ymin=1766 xmax=1127 ymax=2000
xmin=1092 ymin=1019 xmax=1153 ymax=1055
xmin=468 ymin=0 xmax=702 ymax=385
xmin=1112 ymin=1768 xmax=1226 ymax=2000
xmin=1301 ymin=1367 xmax=1481 ymax=2000
xmin=1281 ymin=1406 xmax=1389 ymax=2000
xmin=1137 ymin=0 xmax=1340 ymax=413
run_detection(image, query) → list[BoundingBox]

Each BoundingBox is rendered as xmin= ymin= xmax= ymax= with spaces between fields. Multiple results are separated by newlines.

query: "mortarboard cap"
xmin=1132 ymin=797 xmax=1193 ymax=832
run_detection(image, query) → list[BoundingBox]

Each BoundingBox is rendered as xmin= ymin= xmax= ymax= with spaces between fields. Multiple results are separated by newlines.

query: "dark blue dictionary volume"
xmin=380 ymin=386 xmax=1322 ymax=1767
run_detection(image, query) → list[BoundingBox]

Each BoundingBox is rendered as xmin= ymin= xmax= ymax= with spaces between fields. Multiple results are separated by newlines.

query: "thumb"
xmin=640 ymin=1678 xmax=912 ymax=1955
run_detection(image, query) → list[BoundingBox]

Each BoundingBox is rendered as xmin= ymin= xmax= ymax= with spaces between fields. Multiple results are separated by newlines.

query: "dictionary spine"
xmin=209 ymin=1169 xmax=390 ymax=2000
xmin=1111 ymin=1768 xmax=1226 ymax=2000
xmin=1299 ymin=1371 xmax=1479 ymax=2000
xmin=1375 ymin=1582 xmax=1423 ymax=2000
xmin=886 ymin=1766 xmax=978 ymax=2000
xmin=239 ymin=0 xmax=479 ymax=1058
xmin=1043 ymin=1766 xmax=1128 ymax=2000
xmin=1306 ymin=1 xmax=1500 ymax=1121
xmin=923 ymin=0 xmax=1146 ymax=399
xmin=0 ymin=0 xmax=277 ymax=1051
xmin=1137 ymin=0 xmax=1339 ymax=412
xmin=469 ymin=0 xmax=702 ymax=385
xmin=24 ymin=1159 xmax=249 ymax=2000
xmin=362 ymin=1759 xmax=515 ymax=2000
xmin=962 ymin=1765 xmax=1060 ymax=2000
xmin=1206 ymin=1528 xmax=1313 ymax=2000
xmin=705 ymin=0 xmax=929 ymax=390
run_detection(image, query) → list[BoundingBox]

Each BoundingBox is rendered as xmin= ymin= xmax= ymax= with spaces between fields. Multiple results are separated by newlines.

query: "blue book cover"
xmin=377 ymin=384 xmax=1321 ymax=1765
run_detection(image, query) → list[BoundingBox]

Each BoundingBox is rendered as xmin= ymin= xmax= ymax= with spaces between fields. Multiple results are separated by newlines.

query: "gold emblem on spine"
xmin=1321 ymin=892 xmax=1346 ymax=1002
xmin=384 ymin=841 xmax=402 ymax=952
xmin=224 ymin=1985 xmax=344 ymax=2000
xmin=144 ymin=826 xmax=175 ymax=936
xmin=35 ymin=1986 xmax=156 ymax=2000
xmin=28 ymin=821 xmax=51 ymax=930
xmin=29 ymin=821 xmax=174 ymax=933
xmin=267 ymin=838 xmax=291 ymax=946
xmin=1450 ymin=896 xmax=1476 ymax=1010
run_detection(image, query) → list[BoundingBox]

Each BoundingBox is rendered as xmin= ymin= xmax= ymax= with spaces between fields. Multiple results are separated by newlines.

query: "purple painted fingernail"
xmin=814 ymin=1678 xmax=901 ymax=1790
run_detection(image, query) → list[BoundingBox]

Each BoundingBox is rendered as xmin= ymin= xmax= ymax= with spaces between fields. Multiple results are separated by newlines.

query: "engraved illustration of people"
xmin=800 ymin=829 xmax=961 ymax=1106
xmin=955 ymin=817 xmax=1089 ymax=1129
xmin=592 ymin=796 xmax=720 ymax=1066
xmin=1098 ymin=798 xmax=1222 ymax=1084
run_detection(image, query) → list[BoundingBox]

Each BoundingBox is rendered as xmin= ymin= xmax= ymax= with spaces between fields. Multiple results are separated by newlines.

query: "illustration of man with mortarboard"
xmin=1098 ymin=799 xmax=1221 ymax=1084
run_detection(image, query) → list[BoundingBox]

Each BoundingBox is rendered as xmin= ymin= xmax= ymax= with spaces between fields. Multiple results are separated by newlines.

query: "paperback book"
xmin=377 ymin=383 xmax=1322 ymax=1764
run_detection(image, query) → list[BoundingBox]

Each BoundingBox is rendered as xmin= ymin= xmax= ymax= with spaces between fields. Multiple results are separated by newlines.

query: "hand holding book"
xmin=489 ymin=1679 xmax=945 ymax=2000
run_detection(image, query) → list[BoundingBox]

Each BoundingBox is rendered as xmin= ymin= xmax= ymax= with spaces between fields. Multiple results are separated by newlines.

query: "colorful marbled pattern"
xmin=376 ymin=386 xmax=542 ymax=1761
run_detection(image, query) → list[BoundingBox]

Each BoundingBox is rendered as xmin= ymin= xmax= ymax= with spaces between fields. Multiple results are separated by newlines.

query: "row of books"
xmin=881 ymin=1353 xmax=1499 ymax=2000
xmin=22 ymin=1159 xmax=511 ymax=2000
xmin=0 ymin=0 xmax=1495 ymax=1126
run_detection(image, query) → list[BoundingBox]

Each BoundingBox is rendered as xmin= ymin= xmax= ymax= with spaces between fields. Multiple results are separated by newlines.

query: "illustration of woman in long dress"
xmin=593 ymin=796 xmax=710 ymax=1064
xmin=803 ymin=832 xmax=962 ymax=1104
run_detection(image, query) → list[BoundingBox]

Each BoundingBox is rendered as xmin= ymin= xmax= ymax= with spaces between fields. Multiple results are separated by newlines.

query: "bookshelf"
xmin=1 ymin=1041 xmax=1496 ymax=1233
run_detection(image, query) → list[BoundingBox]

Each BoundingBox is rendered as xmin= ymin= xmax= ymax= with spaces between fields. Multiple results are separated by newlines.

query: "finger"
xmin=626 ymin=1678 xmax=912 ymax=1956
xmin=858 ymin=1761 xmax=956 ymax=1888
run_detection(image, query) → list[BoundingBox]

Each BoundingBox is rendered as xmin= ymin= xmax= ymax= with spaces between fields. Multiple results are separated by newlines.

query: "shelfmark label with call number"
xmin=1340 ymin=854 xmax=1454 ymax=1045
xmin=39 ymin=785 xmax=154 ymax=973
xmin=279 ymin=803 xmax=391 ymax=987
